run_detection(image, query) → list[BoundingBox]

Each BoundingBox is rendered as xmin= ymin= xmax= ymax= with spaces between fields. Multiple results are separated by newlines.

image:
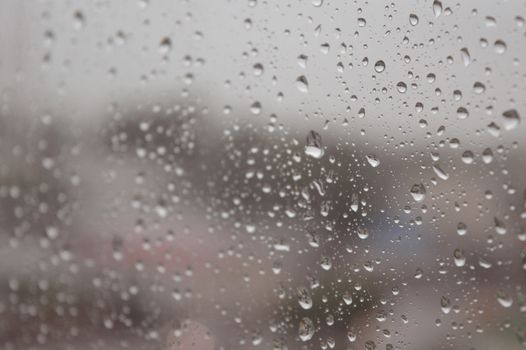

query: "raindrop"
xmin=298 ymin=317 xmax=315 ymax=341
xmin=473 ymin=82 xmax=485 ymax=94
xmin=460 ymin=48 xmax=471 ymax=66
xmin=253 ymin=63 xmax=264 ymax=76
xmin=297 ymin=286 xmax=313 ymax=310
xmin=297 ymin=54 xmax=308 ymax=69
xmin=432 ymin=163 xmax=449 ymax=180
xmin=456 ymin=222 xmax=467 ymax=236
xmin=501 ymin=109 xmax=520 ymax=130
xmin=159 ymin=37 xmax=172 ymax=55
xmin=440 ymin=296 xmax=451 ymax=314
xmin=432 ymin=0 xmax=442 ymax=17
xmin=374 ymin=60 xmax=385 ymax=73
xmin=365 ymin=154 xmax=380 ymax=167
xmin=461 ymin=150 xmax=474 ymax=164
xmin=494 ymin=40 xmax=507 ymax=54
xmin=453 ymin=249 xmax=466 ymax=267
xmin=296 ymin=75 xmax=309 ymax=93
xmin=410 ymin=183 xmax=426 ymax=202
xmin=311 ymin=0 xmax=323 ymax=7
xmin=305 ymin=130 xmax=324 ymax=159
xmin=457 ymin=107 xmax=469 ymax=119
xmin=396 ymin=81 xmax=407 ymax=93
xmin=250 ymin=101 xmax=262 ymax=115
xmin=343 ymin=292 xmax=353 ymax=305
xmin=494 ymin=217 xmax=506 ymax=235
xmin=357 ymin=227 xmax=370 ymax=239
xmin=487 ymin=122 xmax=500 ymax=137
xmin=497 ymin=290 xmax=513 ymax=308
xmin=482 ymin=148 xmax=494 ymax=163
xmin=409 ymin=14 xmax=419 ymax=26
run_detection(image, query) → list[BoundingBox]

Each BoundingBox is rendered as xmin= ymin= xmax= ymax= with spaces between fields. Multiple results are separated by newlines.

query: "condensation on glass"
xmin=0 ymin=0 xmax=525 ymax=349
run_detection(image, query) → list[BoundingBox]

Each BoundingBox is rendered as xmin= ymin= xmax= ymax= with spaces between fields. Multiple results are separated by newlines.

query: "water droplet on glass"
xmin=396 ymin=81 xmax=407 ymax=93
xmin=365 ymin=154 xmax=380 ymax=167
xmin=343 ymin=291 xmax=353 ymax=305
xmin=250 ymin=101 xmax=262 ymax=115
xmin=502 ymin=109 xmax=520 ymax=130
xmin=494 ymin=40 xmax=507 ymax=54
xmin=296 ymin=75 xmax=309 ymax=93
xmin=253 ymin=63 xmax=264 ymax=76
xmin=487 ymin=122 xmax=501 ymax=137
xmin=453 ymin=248 xmax=466 ymax=267
xmin=298 ymin=317 xmax=315 ymax=341
xmin=456 ymin=222 xmax=467 ymax=236
xmin=410 ymin=183 xmax=426 ymax=202
xmin=358 ymin=18 xmax=367 ymax=27
xmin=432 ymin=0 xmax=443 ymax=17
xmin=311 ymin=0 xmax=323 ymax=7
xmin=461 ymin=150 xmax=474 ymax=164
xmin=440 ymin=296 xmax=451 ymax=314
xmin=409 ymin=14 xmax=419 ymax=26
xmin=374 ymin=60 xmax=385 ymax=73
xmin=494 ymin=217 xmax=506 ymax=235
xmin=297 ymin=54 xmax=308 ymax=69
xmin=357 ymin=227 xmax=370 ymax=239
xmin=457 ymin=107 xmax=469 ymax=119
xmin=159 ymin=37 xmax=172 ymax=55
xmin=497 ymin=290 xmax=513 ymax=308
xmin=473 ymin=82 xmax=485 ymax=94
xmin=297 ymin=286 xmax=313 ymax=310
xmin=482 ymin=147 xmax=494 ymax=163
xmin=460 ymin=48 xmax=471 ymax=66
xmin=432 ymin=163 xmax=449 ymax=180
xmin=305 ymin=130 xmax=324 ymax=159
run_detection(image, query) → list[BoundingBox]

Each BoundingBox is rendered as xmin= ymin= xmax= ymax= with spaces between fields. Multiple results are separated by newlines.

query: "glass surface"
xmin=1 ymin=1 xmax=525 ymax=349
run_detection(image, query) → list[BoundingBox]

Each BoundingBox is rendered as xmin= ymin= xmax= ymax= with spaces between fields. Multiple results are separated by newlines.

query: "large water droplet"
xmin=298 ymin=317 xmax=315 ymax=341
xmin=502 ymin=109 xmax=520 ymax=130
xmin=305 ymin=130 xmax=324 ymax=159
xmin=409 ymin=14 xmax=419 ymax=26
xmin=374 ymin=60 xmax=385 ymax=73
xmin=297 ymin=286 xmax=313 ymax=310
xmin=432 ymin=163 xmax=449 ymax=180
xmin=396 ymin=81 xmax=407 ymax=93
xmin=296 ymin=75 xmax=309 ymax=93
xmin=410 ymin=183 xmax=426 ymax=202
xmin=460 ymin=48 xmax=471 ymax=66
xmin=432 ymin=0 xmax=442 ymax=17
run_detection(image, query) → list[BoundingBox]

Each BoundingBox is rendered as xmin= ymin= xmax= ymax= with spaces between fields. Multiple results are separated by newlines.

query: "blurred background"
xmin=0 ymin=0 xmax=525 ymax=349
